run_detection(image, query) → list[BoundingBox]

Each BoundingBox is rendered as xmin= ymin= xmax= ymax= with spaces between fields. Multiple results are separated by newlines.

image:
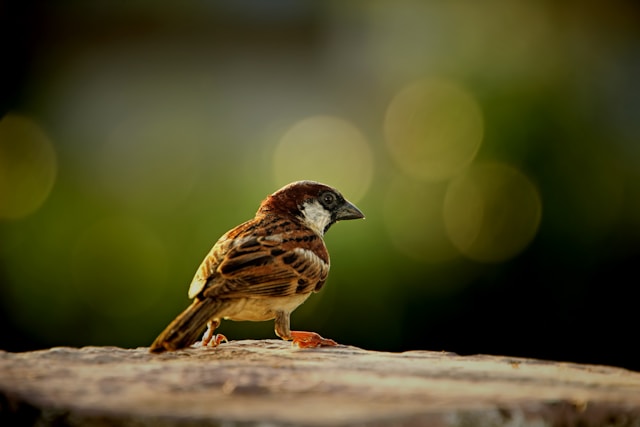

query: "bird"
xmin=149 ymin=180 xmax=364 ymax=352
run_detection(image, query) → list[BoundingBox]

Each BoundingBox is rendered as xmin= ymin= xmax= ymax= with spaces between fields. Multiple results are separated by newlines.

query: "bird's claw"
xmin=201 ymin=333 xmax=228 ymax=348
xmin=290 ymin=331 xmax=338 ymax=349
xmin=199 ymin=319 xmax=227 ymax=348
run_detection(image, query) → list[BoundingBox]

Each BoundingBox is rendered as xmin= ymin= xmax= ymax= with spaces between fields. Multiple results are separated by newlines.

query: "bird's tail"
xmin=149 ymin=298 xmax=222 ymax=353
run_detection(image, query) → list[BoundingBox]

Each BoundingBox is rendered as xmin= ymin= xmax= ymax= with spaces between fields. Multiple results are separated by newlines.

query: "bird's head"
xmin=258 ymin=181 xmax=365 ymax=236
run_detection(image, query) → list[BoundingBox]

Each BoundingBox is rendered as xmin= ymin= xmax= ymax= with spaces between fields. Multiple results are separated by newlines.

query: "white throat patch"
xmin=300 ymin=200 xmax=332 ymax=236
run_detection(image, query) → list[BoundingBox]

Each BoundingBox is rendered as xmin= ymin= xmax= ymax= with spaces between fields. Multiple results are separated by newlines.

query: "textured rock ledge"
xmin=1 ymin=340 xmax=639 ymax=426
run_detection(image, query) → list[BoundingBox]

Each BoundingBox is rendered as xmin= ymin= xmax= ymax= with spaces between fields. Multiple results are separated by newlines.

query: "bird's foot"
xmin=201 ymin=333 xmax=228 ymax=348
xmin=290 ymin=331 xmax=337 ymax=349
xmin=200 ymin=320 xmax=227 ymax=348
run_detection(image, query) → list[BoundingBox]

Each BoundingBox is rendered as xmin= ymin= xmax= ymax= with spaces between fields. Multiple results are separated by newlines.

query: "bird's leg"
xmin=274 ymin=311 xmax=337 ymax=348
xmin=201 ymin=319 xmax=227 ymax=347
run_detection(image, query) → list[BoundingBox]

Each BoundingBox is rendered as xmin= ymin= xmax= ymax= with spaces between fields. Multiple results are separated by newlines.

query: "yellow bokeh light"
xmin=384 ymin=176 xmax=459 ymax=263
xmin=384 ymin=78 xmax=483 ymax=182
xmin=443 ymin=163 xmax=542 ymax=263
xmin=0 ymin=114 xmax=57 ymax=219
xmin=272 ymin=115 xmax=374 ymax=202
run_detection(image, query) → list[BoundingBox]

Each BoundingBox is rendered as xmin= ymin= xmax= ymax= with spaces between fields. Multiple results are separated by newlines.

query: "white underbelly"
xmin=218 ymin=294 xmax=311 ymax=322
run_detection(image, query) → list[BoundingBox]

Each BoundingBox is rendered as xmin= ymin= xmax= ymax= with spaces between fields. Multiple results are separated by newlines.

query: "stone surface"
xmin=1 ymin=340 xmax=639 ymax=426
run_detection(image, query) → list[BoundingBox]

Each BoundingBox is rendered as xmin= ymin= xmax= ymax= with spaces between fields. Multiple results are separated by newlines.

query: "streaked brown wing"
xmin=193 ymin=216 xmax=330 ymax=300
xmin=187 ymin=219 xmax=257 ymax=299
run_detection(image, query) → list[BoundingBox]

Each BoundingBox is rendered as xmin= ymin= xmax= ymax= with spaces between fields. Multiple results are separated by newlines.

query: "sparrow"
xmin=150 ymin=180 xmax=364 ymax=352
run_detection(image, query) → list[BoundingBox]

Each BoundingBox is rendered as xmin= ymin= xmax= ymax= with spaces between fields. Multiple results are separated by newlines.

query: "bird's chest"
xmin=218 ymin=294 xmax=311 ymax=322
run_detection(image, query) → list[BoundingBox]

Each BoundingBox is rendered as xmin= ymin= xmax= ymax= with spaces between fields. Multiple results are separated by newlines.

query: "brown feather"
xmin=202 ymin=215 xmax=329 ymax=299
xmin=149 ymin=298 xmax=223 ymax=353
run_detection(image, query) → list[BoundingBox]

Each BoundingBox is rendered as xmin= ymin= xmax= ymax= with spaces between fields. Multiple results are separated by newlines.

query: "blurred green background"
xmin=1 ymin=1 xmax=639 ymax=371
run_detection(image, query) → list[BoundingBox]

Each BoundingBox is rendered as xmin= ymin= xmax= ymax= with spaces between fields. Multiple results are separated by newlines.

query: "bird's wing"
xmin=188 ymin=219 xmax=255 ymax=299
xmin=193 ymin=221 xmax=329 ymax=300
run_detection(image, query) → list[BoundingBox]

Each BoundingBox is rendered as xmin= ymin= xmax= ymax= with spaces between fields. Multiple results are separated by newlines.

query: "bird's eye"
xmin=321 ymin=192 xmax=336 ymax=207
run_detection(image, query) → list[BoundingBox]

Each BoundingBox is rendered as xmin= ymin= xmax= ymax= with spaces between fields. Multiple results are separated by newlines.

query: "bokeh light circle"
xmin=384 ymin=177 xmax=459 ymax=263
xmin=71 ymin=217 xmax=168 ymax=317
xmin=443 ymin=163 xmax=542 ymax=263
xmin=0 ymin=114 xmax=57 ymax=219
xmin=272 ymin=115 xmax=373 ymax=202
xmin=384 ymin=78 xmax=483 ymax=182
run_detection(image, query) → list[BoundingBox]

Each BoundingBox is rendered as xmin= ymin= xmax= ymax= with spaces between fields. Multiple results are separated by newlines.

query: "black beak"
xmin=335 ymin=200 xmax=365 ymax=221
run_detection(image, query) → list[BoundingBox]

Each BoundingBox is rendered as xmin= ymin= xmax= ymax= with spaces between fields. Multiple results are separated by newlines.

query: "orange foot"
xmin=201 ymin=333 xmax=228 ymax=348
xmin=290 ymin=331 xmax=338 ymax=349
xmin=201 ymin=322 xmax=228 ymax=348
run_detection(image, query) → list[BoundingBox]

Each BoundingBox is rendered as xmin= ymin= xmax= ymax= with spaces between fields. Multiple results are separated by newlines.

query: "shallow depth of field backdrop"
xmin=1 ymin=1 xmax=639 ymax=371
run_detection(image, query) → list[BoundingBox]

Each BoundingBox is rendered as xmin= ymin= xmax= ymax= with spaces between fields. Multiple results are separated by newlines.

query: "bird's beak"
xmin=335 ymin=200 xmax=365 ymax=221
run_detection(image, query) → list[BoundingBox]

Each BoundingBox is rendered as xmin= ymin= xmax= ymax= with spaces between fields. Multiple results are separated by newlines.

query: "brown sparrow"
xmin=150 ymin=180 xmax=364 ymax=352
